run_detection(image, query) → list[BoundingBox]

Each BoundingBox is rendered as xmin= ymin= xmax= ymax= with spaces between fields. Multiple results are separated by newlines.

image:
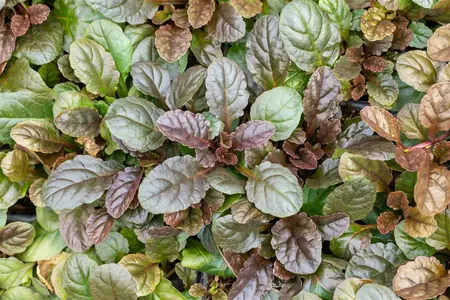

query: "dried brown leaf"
xmin=360 ymin=106 xmax=400 ymax=143
xmin=377 ymin=211 xmax=401 ymax=234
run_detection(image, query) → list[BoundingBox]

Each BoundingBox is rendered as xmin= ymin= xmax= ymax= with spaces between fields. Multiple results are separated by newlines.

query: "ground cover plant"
xmin=1 ymin=0 xmax=450 ymax=299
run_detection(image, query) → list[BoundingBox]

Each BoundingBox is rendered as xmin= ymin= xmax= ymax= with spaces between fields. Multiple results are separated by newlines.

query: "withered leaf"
xmin=395 ymin=146 xmax=428 ymax=172
xmin=27 ymin=4 xmax=50 ymax=25
xmin=360 ymin=106 xmax=400 ymax=143
xmin=188 ymin=0 xmax=215 ymax=29
xmin=433 ymin=141 xmax=450 ymax=165
xmin=271 ymin=212 xmax=322 ymax=274
xmin=86 ymin=209 xmax=115 ymax=244
xmin=231 ymin=121 xmax=275 ymax=151
xmin=157 ymin=110 xmax=211 ymax=149
xmin=377 ymin=211 xmax=401 ymax=234
xmin=387 ymin=191 xmax=411 ymax=216
xmin=393 ymin=256 xmax=450 ymax=300
xmin=404 ymin=207 xmax=437 ymax=238
xmin=228 ymin=254 xmax=273 ymax=300
xmin=155 ymin=24 xmax=192 ymax=63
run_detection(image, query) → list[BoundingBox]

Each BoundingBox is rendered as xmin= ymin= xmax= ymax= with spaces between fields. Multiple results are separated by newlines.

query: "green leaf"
xmin=62 ymin=253 xmax=98 ymax=300
xmin=10 ymin=120 xmax=67 ymax=154
xmin=302 ymin=260 xmax=346 ymax=299
xmin=339 ymin=152 xmax=392 ymax=192
xmin=95 ymin=232 xmax=129 ymax=263
xmin=207 ymin=167 xmax=246 ymax=195
xmin=145 ymin=277 xmax=187 ymax=300
xmin=206 ymin=57 xmax=249 ymax=131
xmin=84 ymin=0 xmax=157 ymax=25
xmin=411 ymin=0 xmax=437 ymax=8
xmin=104 ymin=97 xmax=166 ymax=154
xmin=0 ymin=150 xmax=33 ymax=182
xmin=0 ymin=222 xmax=35 ymax=256
xmin=212 ymin=215 xmax=262 ymax=253
xmin=250 ymin=86 xmax=303 ymax=141
xmin=409 ymin=22 xmax=433 ymax=49
xmin=355 ymin=283 xmax=399 ymax=300
xmin=323 ymin=178 xmax=376 ymax=221
xmin=425 ymin=207 xmax=450 ymax=250
xmin=279 ymin=0 xmax=340 ymax=72
xmin=38 ymin=63 xmax=62 ymax=88
xmin=16 ymin=224 xmax=66 ymax=262
xmin=246 ymin=15 xmax=290 ymax=90
xmin=53 ymin=90 xmax=94 ymax=117
xmin=306 ymin=158 xmax=342 ymax=189
xmin=397 ymin=103 xmax=427 ymax=140
xmin=318 ymin=0 xmax=351 ymax=36
xmin=88 ymin=19 xmax=133 ymax=77
xmin=396 ymin=50 xmax=439 ymax=92
xmin=69 ymin=38 xmax=120 ymax=97
xmin=246 ymin=161 xmax=303 ymax=218
xmin=394 ymin=221 xmax=435 ymax=260
xmin=345 ymin=243 xmax=406 ymax=285
xmin=190 ymin=30 xmax=223 ymax=67
xmin=0 ymin=257 xmax=34 ymax=289
xmin=36 ymin=206 xmax=59 ymax=232
xmin=366 ymin=74 xmax=399 ymax=107
xmin=0 ymin=286 xmax=44 ymax=300
xmin=330 ymin=223 xmax=373 ymax=260
xmin=181 ymin=239 xmax=234 ymax=277
xmin=145 ymin=234 xmax=180 ymax=263
xmin=138 ymin=156 xmax=209 ymax=214
xmin=302 ymin=185 xmax=335 ymax=216
xmin=89 ymin=263 xmax=137 ymax=300
xmin=119 ymin=253 xmax=161 ymax=296
xmin=44 ymin=155 xmax=123 ymax=210
xmin=334 ymin=278 xmax=371 ymax=300
xmin=14 ymin=18 xmax=63 ymax=65
xmin=130 ymin=61 xmax=170 ymax=99
xmin=0 ymin=171 xmax=28 ymax=210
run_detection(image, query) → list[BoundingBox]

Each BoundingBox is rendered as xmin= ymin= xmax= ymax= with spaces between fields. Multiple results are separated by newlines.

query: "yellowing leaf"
xmin=404 ymin=207 xmax=438 ymax=238
xmin=428 ymin=23 xmax=450 ymax=61
xmin=230 ymin=0 xmax=263 ymax=18
xmin=155 ymin=24 xmax=192 ymax=63
xmin=393 ymin=256 xmax=450 ymax=300
xmin=361 ymin=7 xmax=396 ymax=42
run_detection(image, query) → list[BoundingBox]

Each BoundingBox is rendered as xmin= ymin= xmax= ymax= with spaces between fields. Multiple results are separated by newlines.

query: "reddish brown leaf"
xmin=171 ymin=9 xmax=190 ymax=29
xmin=395 ymin=146 xmax=428 ymax=172
xmin=433 ymin=141 xmax=450 ymax=165
xmin=224 ymin=251 xmax=250 ymax=275
xmin=392 ymin=27 xmax=414 ymax=51
xmin=273 ymin=260 xmax=294 ymax=280
xmin=0 ymin=27 xmax=16 ymax=64
xmin=155 ymin=24 xmax=192 ymax=63
xmin=215 ymin=146 xmax=238 ymax=165
xmin=187 ymin=0 xmax=215 ymax=29
xmin=220 ymin=132 xmax=233 ymax=149
xmin=195 ymin=148 xmax=217 ymax=168
xmin=27 ymin=4 xmax=50 ymax=25
xmin=363 ymin=56 xmax=387 ymax=72
xmin=387 ymin=191 xmax=411 ymax=217
xmin=286 ymin=127 xmax=307 ymax=145
xmin=304 ymin=142 xmax=324 ymax=160
xmin=351 ymin=85 xmax=366 ymax=100
xmin=392 ymin=15 xmax=409 ymax=29
xmin=290 ymin=148 xmax=317 ymax=170
xmin=282 ymin=140 xmax=299 ymax=158
xmin=11 ymin=14 xmax=30 ymax=37
xmin=345 ymin=47 xmax=364 ymax=63
xmin=200 ymin=201 xmax=212 ymax=224
xmin=377 ymin=211 xmax=401 ymax=234
xmin=317 ymin=118 xmax=341 ymax=144
xmin=280 ymin=277 xmax=303 ymax=300
xmin=164 ymin=210 xmax=189 ymax=227
xmin=86 ymin=209 xmax=115 ymax=244
xmin=353 ymin=74 xmax=366 ymax=86
xmin=360 ymin=106 xmax=400 ymax=143
xmin=231 ymin=121 xmax=275 ymax=151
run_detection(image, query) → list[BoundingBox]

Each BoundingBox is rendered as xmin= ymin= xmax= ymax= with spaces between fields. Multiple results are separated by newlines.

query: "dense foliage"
xmin=1 ymin=0 xmax=450 ymax=299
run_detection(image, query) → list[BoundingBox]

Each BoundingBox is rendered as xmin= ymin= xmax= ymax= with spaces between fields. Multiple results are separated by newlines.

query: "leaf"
xmin=0 ymin=222 xmax=35 ymax=256
xmin=311 ymin=213 xmax=350 ymax=241
xmin=428 ymin=23 xmax=450 ymax=61
xmin=0 ymin=257 xmax=34 ymax=289
xmin=61 ymin=253 xmax=98 ymax=300
xmin=377 ymin=211 xmax=400 ymax=234
xmin=36 ymin=206 xmax=59 ymax=231
xmin=156 ymin=110 xmax=211 ymax=149
xmin=1 ymin=150 xmax=32 ymax=182
xmin=138 ymin=156 xmax=209 ymax=214
xmin=146 ymin=277 xmax=187 ymax=299
xmin=330 ymin=224 xmax=372 ymax=260
xmin=119 ymin=253 xmax=161 ymax=296
xmin=360 ymin=106 xmax=400 ymax=143
xmin=425 ymin=207 xmax=450 ymax=250
xmin=345 ymin=243 xmax=406 ymax=285
xmin=318 ymin=0 xmax=352 ymax=35
xmin=246 ymin=161 xmax=303 ymax=218
xmin=207 ymin=167 xmax=246 ymax=194
xmin=334 ymin=278 xmax=372 ymax=300
xmin=207 ymin=3 xmax=245 ymax=43
xmin=228 ymin=254 xmax=273 ymax=300
xmin=411 ymin=0 xmax=438 ymax=7
xmin=155 ymin=24 xmax=192 ymax=63
xmin=106 ymin=167 xmax=142 ymax=218
xmin=303 ymin=66 xmax=341 ymax=133
xmin=188 ymin=0 xmax=215 ymax=29
xmin=86 ymin=209 xmax=115 ymax=245
xmin=10 ymin=120 xmax=67 ymax=154
xmin=250 ymin=86 xmax=303 ymax=141
xmin=404 ymin=207 xmax=437 ymax=238
xmin=415 ymin=159 xmax=450 ymax=216
xmin=55 ymin=107 xmax=102 ymax=138
xmin=361 ymin=7 xmax=396 ymax=42
xmin=84 ymin=0 xmax=157 ymax=25
xmin=323 ymin=178 xmax=376 ymax=221
xmin=17 ymin=224 xmax=66 ymax=262
xmin=104 ymin=97 xmax=166 ymax=154
xmin=69 ymin=38 xmax=119 ymax=97
xmin=230 ymin=0 xmax=262 ymax=19
xmin=231 ymin=121 xmax=275 ymax=151
xmin=246 ymin=15 xmax=290 ymax=90
xmin=87 ymin=19 xmax=133 ymax=77
xmin=397 ymin=103 xmax=427 ymax=140
xmin=339 ymin=152 xmax=392 ymax=192
xmin=95 ymin=232 xmax=129 ymax=263
xmin=334 ymin=135 xmax=396 ymax=161
xmin=166 ymin=66 xmax=206 ymax=110
xmin=59 ymin=205 xmax=95 ymax=252
xmin=419 ymin=82 xmax=450 ymax=131
xmin=145 ymin=234 xmax=180 ymax=263
xmin=27 ymin=4 xmax=50 ymax=25
xmin=279 ymin=0 xmax=340 ymax=72
xmin=355 ymin=283 xmax=399 ymax=300
xmin=409 ymin=22 xmax=433 ymax=49
xmin=130 ymin=62 xmax=170 ymax=99
xmin=271 ymin=212 xmax=322 ymax=275
xmin=366 ymin=74 xmax=399 ymax=107
xmin=0 ymin=28 xmax=15 ymax=64
xmin=206 ymin=57 xmax=249 ymax=131
xmin=44 ymin=155 xmax=122 ymax=210
xmin=334 ymin=56 xmax=362 ymax=81
xmin=11 ymin=14 xmax=31 ymax=37
xmin=396 ymin=50 xmax=439 ymax=92
xmin=190 ymin=30 xmax=223 ymax=67
xmin=393 ymin=256 xmax=450 ymax=300
xmin=231 ymin=198 xmax=271 ymax=224
xmin=394 ymin=221 xmax=435 ymax=260
xmin=395 ymin=147 xmax=428 ymax=172
xmin=306 ymin=158 xmax=341 ymax=189
xmin=14 ymin=18 xmax=64 ymax=65
xmin=89 ymin=264 xmax=137 ymax=300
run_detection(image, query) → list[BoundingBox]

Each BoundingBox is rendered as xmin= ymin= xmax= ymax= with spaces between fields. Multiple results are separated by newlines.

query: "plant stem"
xmin=406 ymin=130 xmax=450 ymax=152
xmin=234 ymin=164 xmax=255 ymax=178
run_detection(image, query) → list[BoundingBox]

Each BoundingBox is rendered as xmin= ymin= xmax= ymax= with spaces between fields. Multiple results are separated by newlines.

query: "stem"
xmin=158 ymin=97 xmax=170 ymax=111
xmin=234 ymin=164 xmax=255 ymax=178
xmin=406 ymin=130 xmax=450 ymax=152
